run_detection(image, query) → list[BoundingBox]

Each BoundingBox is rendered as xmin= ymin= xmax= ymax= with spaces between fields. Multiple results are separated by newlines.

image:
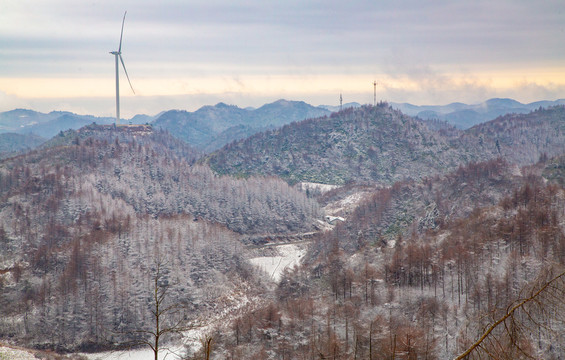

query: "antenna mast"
xmin=340 ymin=93 xmax=343 ymax=111
xmin=373 ymin=80 xmax=377 ymax=106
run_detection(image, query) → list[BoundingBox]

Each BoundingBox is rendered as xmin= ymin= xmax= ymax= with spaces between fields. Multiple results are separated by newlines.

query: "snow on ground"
xmin=510 ymin=163 xmax=523 ymax=177
xmin=81 ymin=287 xmax=258 ymax=360
xmin=299 ymin=182 xmax=340 ymax=194
xmin=181 ymin=291 xmax=257 ymax=356
xmin=4 ymin=246 xmax=306 ymax=360
xmin=249 ymin=243 xmax=307 ymax=282
xmin=324 ymin=190 xmax=371 ymax=216
xmin=81 ymin=348 xmax=169 ymax=360
xmin=0 ymin=345 xmax=36 ymax=360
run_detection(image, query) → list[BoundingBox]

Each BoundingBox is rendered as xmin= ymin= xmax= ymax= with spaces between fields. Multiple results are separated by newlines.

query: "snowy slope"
xmin=249 ymin=243 xmax=307 ymax=282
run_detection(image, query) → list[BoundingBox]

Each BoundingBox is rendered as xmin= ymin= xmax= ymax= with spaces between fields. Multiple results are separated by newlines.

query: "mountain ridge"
xmin=3 ymin=98 xmax=563 ymax=153
xmin=152 ymin=99 xmax=331 ymax=151
xmin=391 ymin=97 xmax=565 ymax=128
xmin=206 ymin=104 xmax=565 ymax=185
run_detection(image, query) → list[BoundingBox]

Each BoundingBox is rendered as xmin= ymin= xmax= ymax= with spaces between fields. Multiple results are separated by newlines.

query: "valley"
xmin=0 ymin=102 xmax=564 ymax=359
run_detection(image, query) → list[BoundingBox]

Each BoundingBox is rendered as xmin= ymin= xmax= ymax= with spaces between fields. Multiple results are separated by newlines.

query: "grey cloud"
xmin=1 ymin=0 xmax=565 ymax=115
xmin=5 ymin=0 xmax=565 ymax=73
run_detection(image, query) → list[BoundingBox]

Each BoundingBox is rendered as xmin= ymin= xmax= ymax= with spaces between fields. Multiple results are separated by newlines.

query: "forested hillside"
xmin=208 ymin=158 xmax=565 ymax=359
xmin=207 ymin=103 xmax=460 ymax=185
xmin=462 ymin=105 xmax=565 ymax=165
xmin=0 ymin=125 xmax=320 ymax=351
xmin=206 ymin=104 xmax=565 ymax=186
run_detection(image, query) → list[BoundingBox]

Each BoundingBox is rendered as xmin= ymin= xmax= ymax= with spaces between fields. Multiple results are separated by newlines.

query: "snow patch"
xmin=81 ymin=348 xmax=174 ymax=360
xmin=510 ymin=164 xmax=522 ymax=177
xmin=324 ymin=190 xmax=371 ymax=216
xmin=0 ymin=346 xmax=36 ymax=360
xmin=249 ymin=243 xmax=306 ymax=282
xmin=299 ymin=182 xmax=339 ymax=194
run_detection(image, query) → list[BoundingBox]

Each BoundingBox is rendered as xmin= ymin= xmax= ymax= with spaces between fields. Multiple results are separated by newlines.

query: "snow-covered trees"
xmin=209 ymin=158 xmax=565 ymax=359
xmin=0 ymin=128 xmax=306 ymax=350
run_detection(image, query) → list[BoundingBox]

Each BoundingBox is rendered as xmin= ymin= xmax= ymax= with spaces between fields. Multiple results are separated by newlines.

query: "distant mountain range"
xmin=152 ymin=99 xmax=330 ymax=151
xmin=1 ymin=98 xmax=564 ymax=155
xmin=0 ymin=109 xmax=110 ymax=138
xmin=0 ymin=100 xmax=329 ymax=153
xmin=0 ymin=110 xmax=158 ymax=156
xmin=391 ymin=98 xmax=565 ymax=128
xmin=0 ymin=109 xmax=156 ymax=138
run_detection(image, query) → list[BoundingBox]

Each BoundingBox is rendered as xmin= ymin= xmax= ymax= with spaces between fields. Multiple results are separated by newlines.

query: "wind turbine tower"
xmin=110 ymin=11 xmax=135 ymax=126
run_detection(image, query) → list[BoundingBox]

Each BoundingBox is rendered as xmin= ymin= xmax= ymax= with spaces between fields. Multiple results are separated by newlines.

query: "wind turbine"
xmin=110 ymin=11 xmax=135 ymax=126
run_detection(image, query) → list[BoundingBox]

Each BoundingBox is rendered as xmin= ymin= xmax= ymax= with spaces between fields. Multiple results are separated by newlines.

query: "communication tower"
xmin=373 ymin=80 xmax=377 ymax=106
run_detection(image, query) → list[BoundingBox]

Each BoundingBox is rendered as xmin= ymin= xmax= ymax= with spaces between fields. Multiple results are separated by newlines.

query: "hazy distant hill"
xmin=2 ymin=98 xmax=563 ymax=152
xmin=152 ymin=99 xmax=330 ymax=151
xmin=318 ymin=102 xmax=362 ymax=112
xmin=0 ymin=132 xmax=46 ymax=159
xmin=206 ymin=104 xmax=565 ymax=185
xmin=391 ymin=98 xmax=565 ymax=128
xmin=0 ymin=109 xmax=60 ymax=132
xmin=152 ymin=103 xmax=249 ymax=151
xmin=28 ymin=113 xmax=113 ymax=138
xmin=0 ymin=109 xmax=112 ymax=136
xmin=0 ymin=109 xmax=155 ymax=139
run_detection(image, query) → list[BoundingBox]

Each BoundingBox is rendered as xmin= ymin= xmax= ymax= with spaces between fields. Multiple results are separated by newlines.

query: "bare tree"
xmin=127 ymin=257 xmax=195 ymax=360
xmin=455 ymin=265 xmax=565 ymax=360
xmin=201 ymin=335 xmax=213 ymax=360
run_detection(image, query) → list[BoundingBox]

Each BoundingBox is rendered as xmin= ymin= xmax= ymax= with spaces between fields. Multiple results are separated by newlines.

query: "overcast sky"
xmin=1 ymin=0 xmax=565 ymax=117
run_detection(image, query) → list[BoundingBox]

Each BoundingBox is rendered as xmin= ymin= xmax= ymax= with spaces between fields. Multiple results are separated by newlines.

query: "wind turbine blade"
xmin=119 ymin=54 xmax=135 ymax=94
xmin=118 ymin=11 xmax=127 ymax=52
